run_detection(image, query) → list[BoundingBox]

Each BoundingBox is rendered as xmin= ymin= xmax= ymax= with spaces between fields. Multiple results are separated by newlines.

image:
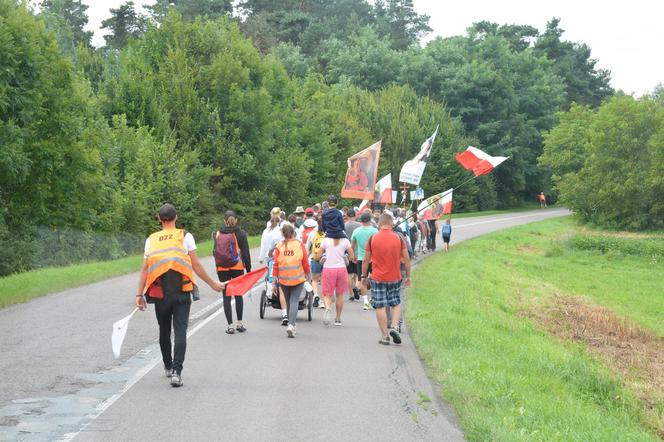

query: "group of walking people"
xmin=134 ymin=196 xmax=452 ymax=387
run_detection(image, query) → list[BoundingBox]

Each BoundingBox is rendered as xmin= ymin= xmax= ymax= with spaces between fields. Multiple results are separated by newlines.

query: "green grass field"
xmin=0 ymin=236 xmax=260 ymax=309
xmin=408 ymin=217 xmax=663 ymax=441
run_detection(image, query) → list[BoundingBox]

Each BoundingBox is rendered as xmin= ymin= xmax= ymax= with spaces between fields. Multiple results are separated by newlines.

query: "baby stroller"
xmin=259 ymin=259 xmax=313 ymax=321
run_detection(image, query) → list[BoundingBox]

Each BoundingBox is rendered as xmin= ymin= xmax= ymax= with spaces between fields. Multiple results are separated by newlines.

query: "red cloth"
xmin=272 ymin=241 xmax=310 ymax=280
xmin=455 ymin=151 xmax=492 ymax=176
xmin=225 ymin=267 xmax=267 ymax=297
xmin=365 ymin=228 xmax=406 ymax=282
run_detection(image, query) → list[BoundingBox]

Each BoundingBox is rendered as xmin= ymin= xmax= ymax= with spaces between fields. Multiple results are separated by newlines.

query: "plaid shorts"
xmin=369 ymin=280 xmax=402 ymax=309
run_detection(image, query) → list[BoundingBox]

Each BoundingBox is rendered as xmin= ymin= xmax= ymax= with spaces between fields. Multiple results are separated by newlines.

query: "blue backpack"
xmin=442 ymin=224 xmax=452 ymax=236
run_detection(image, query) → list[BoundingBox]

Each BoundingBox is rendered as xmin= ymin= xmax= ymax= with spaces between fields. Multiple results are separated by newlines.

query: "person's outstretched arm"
xmin=190 ymin=251 xmax=224 ymax=292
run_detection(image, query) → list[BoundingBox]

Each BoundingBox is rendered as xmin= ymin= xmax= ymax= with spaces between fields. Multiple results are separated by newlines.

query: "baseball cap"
xmin=295 ymin=206 xmax=305 ymax=214
xmin=347 ymin=208 xmax=356 ymax=217
xmin=224 ymin=210 xmax=237 ymax=220
xmin=158 ymin=203 xmax=177 ymax=221
xmin=305 ymin=207 xmax=314 ymax=216
xmin=327 ymin=195 xmax=337 ymax=204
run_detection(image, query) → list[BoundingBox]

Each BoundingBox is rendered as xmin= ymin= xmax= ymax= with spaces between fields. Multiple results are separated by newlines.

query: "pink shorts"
xmin=322 ymin=267 xmax=349 ymax=297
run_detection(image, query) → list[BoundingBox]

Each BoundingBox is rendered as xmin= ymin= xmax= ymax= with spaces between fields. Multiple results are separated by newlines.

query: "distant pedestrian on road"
xmin=539 ymin=192 xmax=547 ymax=208
xmin=272 ymin=223 xmax=310 ymax=338
xmin=320 ymin=233 xmax=355 ymax=326
xmin=306 ymin=217 xmax=326 ymax=308
xmin=362 ymin=212 xmax=411 ymax=346
xmin=344 ymin=208 xmax=361 ymax=301
xmin=136 ymin=203 xmax=224 ymax=387
xmin=441 ymin=219 xmax=452 ymax=252
xmin=427 ymin=218 xmax=437 ymax=251
xmin=214 ymin=210 xmax=252 ymax=334
xmin=351 ymin=212 xmax=378 ymax=310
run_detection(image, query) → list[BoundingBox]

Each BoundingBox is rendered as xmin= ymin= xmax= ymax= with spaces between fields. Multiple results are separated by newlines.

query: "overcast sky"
xmin=83 ymin=0 xmax=663 ymax=95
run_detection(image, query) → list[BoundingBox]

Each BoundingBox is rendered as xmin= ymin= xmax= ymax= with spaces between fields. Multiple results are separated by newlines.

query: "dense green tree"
xmin=541 ymin=96 xmax=664 ymax=229
xmin=373 ymin=0 xmax=431 ymax=50
xmin=535 ymin=18 xmax=613 ymax=107
xmin=100 ymin=1 xmax=147 ymax=49
xmin=146 ymin=0 xmax=232 ymax=22
xmin=408 ymin=31 xmax=565 ymax=206
xmin=0 ymin=0 xmax=109 ymax=270
xmin=322 ymin=27 xmax=403 ymax=90
xmin=39 ymin=0 xmax=92 ymax=55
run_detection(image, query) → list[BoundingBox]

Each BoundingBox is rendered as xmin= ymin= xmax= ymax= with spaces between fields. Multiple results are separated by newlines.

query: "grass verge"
xmin=0 ymin=236 xmax=260 ymax=309
xmin=408 ymin=217 xmax=663 ymax=440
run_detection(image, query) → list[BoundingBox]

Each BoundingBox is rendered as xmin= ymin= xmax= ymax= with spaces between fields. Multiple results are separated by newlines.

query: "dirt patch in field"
xmin=525 ymin=295 xmax=664 ymax=436
xmin=515 ymin=244 xmax=542 ymax=254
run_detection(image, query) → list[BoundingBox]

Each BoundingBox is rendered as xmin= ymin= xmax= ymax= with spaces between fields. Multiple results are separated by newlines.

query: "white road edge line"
xmin=454 ymin=211 xmax=564 ymax=229
xmin=61 ymin=285 xmax=261 ymax=442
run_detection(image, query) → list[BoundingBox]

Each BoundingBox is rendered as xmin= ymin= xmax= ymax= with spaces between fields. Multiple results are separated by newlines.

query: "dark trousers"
xmin=154 ymin=291 xmax=191 ymax=374
xmin=218 ymin=269 xmax=245 ymax=324
xmin=427 ymin=220 xmax=437 ymax=251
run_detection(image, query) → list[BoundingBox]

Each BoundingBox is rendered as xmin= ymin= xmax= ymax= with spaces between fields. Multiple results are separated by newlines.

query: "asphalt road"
xmin=0 ymin=208 xmax=570 ymax=441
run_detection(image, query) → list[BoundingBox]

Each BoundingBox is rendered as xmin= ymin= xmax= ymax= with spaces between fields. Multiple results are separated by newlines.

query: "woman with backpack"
xmin=441 ymin=218 xmax=452 ymax=252
xmin=214 ymin=211 xmax=252 ymax=334
xmin=306 ymin=217 xmax=326 ymax=308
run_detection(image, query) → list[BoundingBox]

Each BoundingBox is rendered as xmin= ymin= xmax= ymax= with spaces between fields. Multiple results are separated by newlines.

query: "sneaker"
xmin=323 ymin=309 xmax=331 ymax=326
xmin=389 ymin=329 xmax=402 ymax=345
xmin=363 ymin=302 xmax=371 ymax=310
xmin=319 ymin=301 xmax=326 ymax=309
xmin=286 ymin=324 xmax=295 ymax=338
xmin=348 ymin=295 xmax=355 ymax=302
xmin=225 ymin=325 xmax=235 ymax=334
xmin=353 ymin=287 xmax=360 ymax=300
xmin=334 ymin=319 xmax=342 ymax=326
xmin=281 ymin=315 xmax=289 ymax=326
xmin=378 ymin=337 xmax=390 ymax=345
xmin=236 ymin=324 xmax=247 ymax=333
xmin=313 ymin=296 xmax=320 ymax=308
xmin=170 ymin=373 xmax=183 ymax=387
xmin=164 ymin=368 xmax=173 ymax=378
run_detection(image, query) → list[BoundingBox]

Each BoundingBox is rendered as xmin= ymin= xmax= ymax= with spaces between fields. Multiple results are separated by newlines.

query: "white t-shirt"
xmin=144 ymin=232 xmax=196 ymax=258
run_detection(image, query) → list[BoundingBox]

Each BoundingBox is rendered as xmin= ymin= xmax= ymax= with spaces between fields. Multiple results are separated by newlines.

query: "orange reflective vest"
xmin=143 ymin=229 xmax=195 ymax=297
xmin=275 ymin=240 xmax=305 ymax=286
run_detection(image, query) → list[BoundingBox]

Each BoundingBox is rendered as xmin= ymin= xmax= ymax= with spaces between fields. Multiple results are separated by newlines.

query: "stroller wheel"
xmin=307 ymin=290 xmax=313 ymax=321
xmin=259 ymin=289 xmax=267 ymax=319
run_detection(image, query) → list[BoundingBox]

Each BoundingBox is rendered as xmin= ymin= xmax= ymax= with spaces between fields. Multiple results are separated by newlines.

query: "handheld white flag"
xmin=399 ymin=126 xmax=438 ymax=185
xmin=112 ymin=307 xmax=139 ymax=358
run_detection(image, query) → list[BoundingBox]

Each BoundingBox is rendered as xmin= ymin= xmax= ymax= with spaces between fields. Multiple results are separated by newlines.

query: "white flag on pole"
xmin=399 ymin=125 xmax=438 ymax=186
xmin=112 ymin=307 xmax=139 ymax=358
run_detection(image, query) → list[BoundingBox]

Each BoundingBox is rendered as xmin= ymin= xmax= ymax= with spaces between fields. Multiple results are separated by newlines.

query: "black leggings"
xmin=218 ymin=270 xmax=245 ymax=324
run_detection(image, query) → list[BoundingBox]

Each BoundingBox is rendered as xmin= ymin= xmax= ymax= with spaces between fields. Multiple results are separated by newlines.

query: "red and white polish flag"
xmin=374 ymin=173 xmax=393 ymax=204
xmin=418 ymin=189 xmax=453 ymax=220
xmin=455 ymin=146 xmax=508 ymax=177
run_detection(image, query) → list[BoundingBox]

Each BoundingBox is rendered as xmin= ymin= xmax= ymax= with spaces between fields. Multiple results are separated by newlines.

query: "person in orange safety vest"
xmin=272 ymin=223 xmax=311 ymax=338
xmin=136 ymin=203 xmax=224 ymax=387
